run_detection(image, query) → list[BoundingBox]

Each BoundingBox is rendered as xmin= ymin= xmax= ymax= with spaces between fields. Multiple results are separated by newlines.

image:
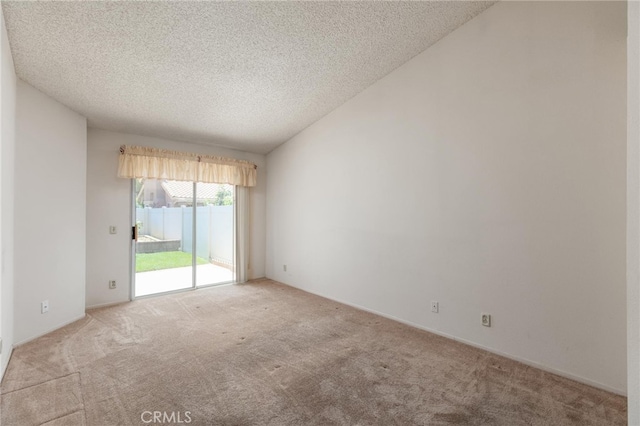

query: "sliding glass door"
xmin=132 ymin=178 xmax=235 ymax=298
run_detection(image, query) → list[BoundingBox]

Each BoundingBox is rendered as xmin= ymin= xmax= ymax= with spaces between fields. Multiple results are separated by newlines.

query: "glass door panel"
xmin=134 ymin=178 xmax=194 ymax=297
xmin=195 ymin=182 xmax=235 ymax=287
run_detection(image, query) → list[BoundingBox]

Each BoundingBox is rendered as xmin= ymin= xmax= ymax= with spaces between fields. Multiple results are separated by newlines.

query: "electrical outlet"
xmin=41 ymin=300 xmax=49 ymax=314
xmin=431 ymin=301 xmax=439 ymax=313
xmin=109 ymin=280 xmax=116 ymax=289
xmin=482 ymin=313 xmax=491 ymax=327
xmin=283 ymin=265 xmax=287 ymax=272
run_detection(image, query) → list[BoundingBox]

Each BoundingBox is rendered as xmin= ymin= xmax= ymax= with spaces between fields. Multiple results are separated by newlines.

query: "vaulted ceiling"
xmin=2 ymin=1 xmax=495 ymax=154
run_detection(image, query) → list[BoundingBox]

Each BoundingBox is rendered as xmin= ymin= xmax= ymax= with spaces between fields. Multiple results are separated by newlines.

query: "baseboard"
xmin=423 ymin=329 xmax=626 ymax=396
xmin=86 ymin=300 xmax=130 ymax=310
xmin=247 ymin=275 xmax=267 ymax=281
xmin=0 ymin=346 xmax=14 ymax=384
xmin=14 ymin=314 xmax=87 ymax=347
xmin=274 ymin=280 xmax=626 ymax=397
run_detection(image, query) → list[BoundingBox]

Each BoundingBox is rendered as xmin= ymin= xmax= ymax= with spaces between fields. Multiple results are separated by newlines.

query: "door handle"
xmin=132 ymin=225 xmax=138 ymax=241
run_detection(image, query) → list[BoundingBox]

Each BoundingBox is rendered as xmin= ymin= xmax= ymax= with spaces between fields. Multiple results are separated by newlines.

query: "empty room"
xmin=0 ymin=0 xmax=638 ymax=425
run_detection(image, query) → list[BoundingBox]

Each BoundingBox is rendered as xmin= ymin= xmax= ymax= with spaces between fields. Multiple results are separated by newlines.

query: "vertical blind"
xmin=118 ymin=145 xmax=257 ymax=187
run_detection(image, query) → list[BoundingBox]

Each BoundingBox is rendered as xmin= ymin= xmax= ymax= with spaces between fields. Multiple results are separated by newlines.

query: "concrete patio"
xmin=135 ymin=263 xmax=234 ymax=297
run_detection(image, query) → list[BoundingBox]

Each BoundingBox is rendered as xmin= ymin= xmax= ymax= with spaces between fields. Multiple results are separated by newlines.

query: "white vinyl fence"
xmin=136 ymin=206 xmax=234 ymax=266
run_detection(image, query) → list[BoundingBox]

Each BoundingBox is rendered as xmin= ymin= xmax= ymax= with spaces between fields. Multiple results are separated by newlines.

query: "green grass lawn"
xmin=136 ymin=251 xmax=208 ymax=273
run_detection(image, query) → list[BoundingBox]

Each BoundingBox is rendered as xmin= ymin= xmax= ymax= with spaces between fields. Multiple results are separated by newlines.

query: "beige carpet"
xmin=1 ymin=279 xmax=627 ymax=425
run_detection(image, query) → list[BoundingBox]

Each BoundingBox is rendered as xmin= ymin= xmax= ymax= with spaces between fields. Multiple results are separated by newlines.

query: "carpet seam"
xmin=1 ymin=371 xmax=81 ymax=396
xmin=77 ymin=370 xmax=88 ymax=426
xmin=39 ymin=409 xmax=86 ymax=426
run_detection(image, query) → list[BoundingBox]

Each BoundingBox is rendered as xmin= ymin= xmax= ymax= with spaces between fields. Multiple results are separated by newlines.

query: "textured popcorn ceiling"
xmin=2 ymin=1 xmax=495 ymax=154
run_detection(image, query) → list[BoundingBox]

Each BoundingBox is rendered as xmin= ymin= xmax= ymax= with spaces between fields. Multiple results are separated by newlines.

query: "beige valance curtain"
xmin=117 ymin=145 xmax=257 ymax=187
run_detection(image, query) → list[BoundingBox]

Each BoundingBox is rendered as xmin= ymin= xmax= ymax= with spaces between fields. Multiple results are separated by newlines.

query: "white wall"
xmin=14 ymin=81 xmax=86 ymax=344
xmin=0 ymin=7 xmax=16 ymax=376
xmin=627 ymin=0 xmax=640 ymax=421
xmin=86 ymin=129 xmax=266 ymax=308
xmin=266 ymin=1 xmax=627 ymax=393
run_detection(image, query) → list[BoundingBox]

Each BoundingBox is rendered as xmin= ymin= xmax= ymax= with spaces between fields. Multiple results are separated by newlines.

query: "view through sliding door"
xmin=133 ymin=178 xmax=236 ymax=298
